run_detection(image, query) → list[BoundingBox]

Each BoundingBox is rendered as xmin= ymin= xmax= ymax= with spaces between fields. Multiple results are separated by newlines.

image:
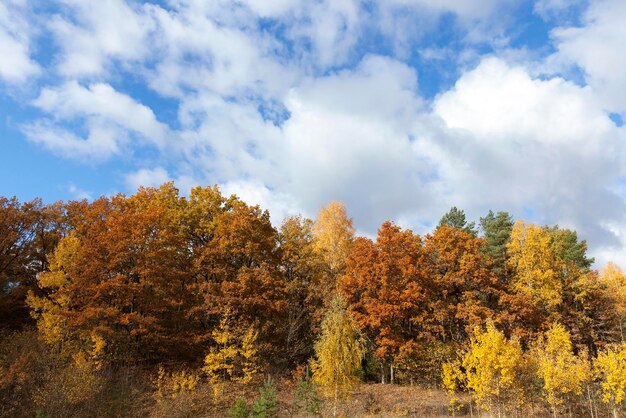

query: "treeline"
xmin=0 ymin=183 xmax=625 ymax=417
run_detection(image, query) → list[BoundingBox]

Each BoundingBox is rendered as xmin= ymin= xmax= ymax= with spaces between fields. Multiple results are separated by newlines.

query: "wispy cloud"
xmin=0 ymin=0 xmax=40 ymax=83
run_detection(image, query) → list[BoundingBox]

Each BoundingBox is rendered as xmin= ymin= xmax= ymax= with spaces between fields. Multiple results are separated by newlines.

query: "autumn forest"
xmin=1 ymin=183 xmax=625 ymax=417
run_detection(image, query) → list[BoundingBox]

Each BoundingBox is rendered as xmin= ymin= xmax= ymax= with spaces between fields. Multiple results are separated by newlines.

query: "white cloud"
xmin=221 ymin=179 xmax=301 ymax=225
xmin=33 ymin=81 xmax=167 ymax=142
xmin=168 ymin=55 xmax=440 ymax=231
xmin=235 ymin=0 xmax=298 ymax=17
xmin=374 ymin=0 xmax=519 ymax=53
xmin=147 ymin=4 xmax=297 ymax=99
xmin=534 ymin=0 xmax=584 ymax=20
xmin=0 ymin=0 xmax=40 ymax=83
xmin=24 ymin=81 xmax=167 ymax=159
xmin=23 ymin=119 xmax=124 ymax=160
xmin=382 ymin=0 xmax=516 ymax=20
xmin=435 ymin=57 xmax=614 ymax=148
xmin=174 ymin=93 xmax=285 ymax=184
xmin=289 ymin=0 xmax=363 ymax=68
xmin=550 ymin=0 xmax=626 ymax=114
xmin=279 ymin=55 xmax=433 ymax=228
xmin=125 ymin=167 xmax=171 ymax=191
xmin=49 ymin=0 xmax=154 ymax=77
xmin=68 ymin=183 xmax=93 ymax=200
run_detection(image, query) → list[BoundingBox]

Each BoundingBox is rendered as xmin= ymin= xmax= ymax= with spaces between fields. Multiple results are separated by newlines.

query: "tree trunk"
xmin=586 ymin=385 xmax=594 ymax=418
xmin=390 ymin=364 xmax=394 ymax=384
xmin=334 ymin=368 xmax=339 ymax=418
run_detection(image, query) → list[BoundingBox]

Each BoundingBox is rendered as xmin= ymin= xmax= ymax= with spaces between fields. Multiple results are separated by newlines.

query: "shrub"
xmin=229 ymin=398 xmax=250 ymax=418
xmin=251 ymin=376 xmax=279 ymax=418
xmin=295 ymin=378 xmax=322 ymax=416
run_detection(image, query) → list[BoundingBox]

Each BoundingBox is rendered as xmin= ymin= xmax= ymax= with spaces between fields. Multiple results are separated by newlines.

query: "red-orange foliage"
xmin=341 ymin=223 xmax=501 ymax=380
xmin=29 ymin=184 xmax=290 ymax=364
xmin=341 ymin=222 xmax=424 ymax=364
xmin=31 ymin=185 xmax=196 ymax=361
xmin=190 ymin=195 xmax=286 ymax=351
xmin=421 ymin=225 xmax=502 ymax=343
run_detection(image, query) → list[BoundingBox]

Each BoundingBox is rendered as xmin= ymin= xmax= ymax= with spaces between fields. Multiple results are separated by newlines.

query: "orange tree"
xmin=29 ymin=184 xmax=197 ymax=363
xmin=421 ymin=225 xmax=502 ymax=343
xmin=340 ymin=221 xmax=426 ymax=383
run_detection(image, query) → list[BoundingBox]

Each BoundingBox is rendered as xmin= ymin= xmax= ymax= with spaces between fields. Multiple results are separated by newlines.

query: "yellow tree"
xmin=535 ymin=323 xmax=591 ymax=416
xmin=506 ymin=221 xmax=564 ymax=339
xmin=460 ymin=322 xmax=524 ymax=414
xmin=27 ymin=232 xmax=80 ymax=349
xmin=239 ymin=327 xmax=261 ymax=384
xmin=312 ymin=201 xmax=355 ymax=275
xmin=311 ymin=294 xmax=364 ymax=418
xmin=203 ymin=308 xmax=261 ymax=396
xmin=594 ymin=343 xmax=626 ymax=418
xmin=442 ymin=357 xmax=465 ymax=414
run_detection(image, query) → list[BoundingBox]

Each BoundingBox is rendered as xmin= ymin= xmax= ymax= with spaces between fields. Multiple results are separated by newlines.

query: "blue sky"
xmin=1 ymin=0 xmax=626 ymax=266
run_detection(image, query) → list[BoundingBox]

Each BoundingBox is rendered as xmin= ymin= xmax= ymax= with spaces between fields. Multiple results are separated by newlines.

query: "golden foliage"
xmin=594 ymin=342 xmax=626 ymax=408
xmin=535 ymin=323 xmax=591 ymax=411
xmin=507 ymin=220 xmax=564 ymax=312
xmin=442 ymin=358 xmax=464 ymax=395
xmin=311 ymin=294 xmax=364 ymax=410
xmin=202 ymin=308 xmax=261 ymax=389
xmin=461 ymin=322 xmax=524 ymax=410
xmin=239 ymin=327 xmax=261 ymax=384
xmin=153 ymin=366 xmax=199 ymax=401
xmin=313 ymin=201 xmax=355 ymax=274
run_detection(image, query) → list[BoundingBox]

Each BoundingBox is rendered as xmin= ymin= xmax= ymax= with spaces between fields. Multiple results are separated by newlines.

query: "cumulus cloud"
xmin=22 ymin=119 xmax=125 ymax=160
xmin=278 ymin=56 xmax=435 ymax=229
xmin=147 ymin=4 xmax=297 ymax=99
xmin=550 ymin=0 xmax=626 ymax=115
xmin=33 ymin=81 xmax=167 ymax=142
xmin=221 ymin=179 xmax=302 ymax=225
xmin=435 ymin=58 xmax=614 ymax=147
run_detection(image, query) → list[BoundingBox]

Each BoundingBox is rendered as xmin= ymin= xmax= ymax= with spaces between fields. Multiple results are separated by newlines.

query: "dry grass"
xmin=341 ymin=384 xmax=461 ymax=417
xmin=144 ymin=380 xmax=463 ymax=418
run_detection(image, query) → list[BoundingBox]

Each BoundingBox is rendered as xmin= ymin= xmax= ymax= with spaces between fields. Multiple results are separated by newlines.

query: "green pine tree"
xmin=438 ymin=206 xmax=477 ymax=236
xmin=479 ymin=210 xmax=514 ymax=282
